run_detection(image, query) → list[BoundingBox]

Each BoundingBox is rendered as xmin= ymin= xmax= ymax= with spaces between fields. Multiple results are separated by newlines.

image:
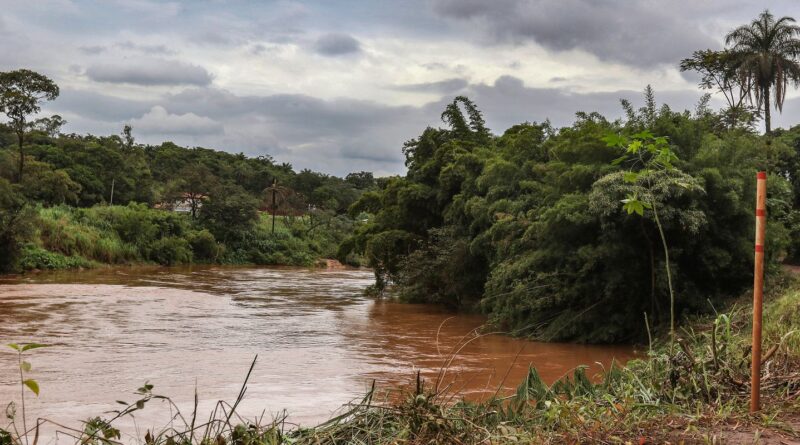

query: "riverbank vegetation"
xmin=339 ymin=89 xmax=800 ymax=343
xmin=14 ymin=204 xmax=360 ymax=270
xmin=0 ymin=101 xmax=375 ymax=272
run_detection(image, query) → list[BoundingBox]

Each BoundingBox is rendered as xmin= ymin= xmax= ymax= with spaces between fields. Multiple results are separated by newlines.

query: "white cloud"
xmin=130 ymin=106 xmax=223 ymax=135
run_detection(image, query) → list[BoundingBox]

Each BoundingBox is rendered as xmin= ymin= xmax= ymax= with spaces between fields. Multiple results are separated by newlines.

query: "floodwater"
xmin=0 ymin=266 xmax=635 ymax=439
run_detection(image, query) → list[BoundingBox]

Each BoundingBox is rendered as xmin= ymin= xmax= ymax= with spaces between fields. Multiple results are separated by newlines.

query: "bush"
xmin=147 ymin=237 xmax=193 ymax=265
xmin=38 ymin=205 xmax=139 ymax=264
xmin=17 ymin=246 xmax=93 ymax=270
xmin=186 ymin=229 xmax=222 ymax=261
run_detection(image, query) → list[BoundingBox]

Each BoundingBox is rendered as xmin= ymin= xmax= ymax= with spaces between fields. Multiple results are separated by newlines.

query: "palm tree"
xmin=725 ymin=10 xmax=800 ymax=134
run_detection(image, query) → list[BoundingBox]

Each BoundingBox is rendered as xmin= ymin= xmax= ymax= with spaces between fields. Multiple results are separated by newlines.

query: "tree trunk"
xmin=764 ymin=87 xmax=771 ymax=135
xmin=16 ymin=131 xmax=24 ymax=183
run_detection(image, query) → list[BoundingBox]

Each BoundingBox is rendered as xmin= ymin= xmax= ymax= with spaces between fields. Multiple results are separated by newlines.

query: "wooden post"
xmin=751 ymin=171 xmax=767 ymax=413
xmin=271 ymin=179 xmax=277 ymax=235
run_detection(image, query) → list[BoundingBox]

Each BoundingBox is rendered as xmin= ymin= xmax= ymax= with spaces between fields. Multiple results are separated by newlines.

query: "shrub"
xmin=147 ymin=237 xmax=193 ymax=266
xmin=186 ymin=229 xmax=222 ymax=261
xmin=17 ymin=246 xmax=93 ymax=270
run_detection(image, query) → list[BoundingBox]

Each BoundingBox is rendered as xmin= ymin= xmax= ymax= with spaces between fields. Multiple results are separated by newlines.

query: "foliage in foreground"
xmin=3 ymin=279 xmax=799 ymax=445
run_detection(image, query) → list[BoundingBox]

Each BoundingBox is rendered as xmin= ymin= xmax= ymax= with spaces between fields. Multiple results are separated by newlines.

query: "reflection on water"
xmin=0 ymin=266 xmax=635 ymax=438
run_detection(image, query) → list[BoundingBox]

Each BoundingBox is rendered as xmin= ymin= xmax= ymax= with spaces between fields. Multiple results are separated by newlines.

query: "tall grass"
xmin=37 ymin=206 xmax=139 ymax=264
xmin=14 ymin=204 xmax=356 ymax=272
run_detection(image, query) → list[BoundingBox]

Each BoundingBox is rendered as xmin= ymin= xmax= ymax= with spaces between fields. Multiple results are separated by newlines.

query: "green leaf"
xmin=136 ymin=400 xmax=145 ymax=410
xmin=20 ymin=361 xmax=31 ymax=372
xmin=22 ymin=379 xmax=39 ymax=396
xmin=21 ymin=343 xmax=47 ymax=352
xmin=601 ymin=133 xmax=626 ymax=147
xmin=632 ymin=130 xmax=654 ymax=140
xmin=623 ymin=172 xmax=639 ymax=183
xmin=626 ymin=140 xmax=643 ymax=154
xmin=7 ymin=344 xmax=20 ymax=351
xmin=622 ymin=199 xmax=645 ymax=216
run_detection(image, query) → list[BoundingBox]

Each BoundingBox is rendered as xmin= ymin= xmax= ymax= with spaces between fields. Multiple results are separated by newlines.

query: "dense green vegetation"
xmin=14 ymin=204 xmax=358 ymax=270
xmin=0 ymin=89 xmax=375 ymax=271
xmin=340 ymin=91 xmax=800 ymax=342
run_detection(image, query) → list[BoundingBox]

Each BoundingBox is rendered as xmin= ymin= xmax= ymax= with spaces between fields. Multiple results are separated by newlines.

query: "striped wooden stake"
xmin=751 ymin=171 xmax=767 ymax=413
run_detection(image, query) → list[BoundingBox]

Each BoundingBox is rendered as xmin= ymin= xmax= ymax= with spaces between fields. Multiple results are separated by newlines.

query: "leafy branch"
xmin=604 ymin=131 xmax=681 ymax=345
xmin=6 ymin=343 xmax=48 ymax=445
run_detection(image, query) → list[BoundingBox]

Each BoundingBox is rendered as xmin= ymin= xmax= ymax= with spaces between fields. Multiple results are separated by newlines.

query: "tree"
xmin=263 ymin=179 xmax=292 ymax=234
xmin=166 ymin=164 xmax=218 ymax=219
xmin=200 ymin=184 xmax=259 ymax=243
xmin=0 ymin=178 xmax=35 ymax=271
xmin=0 ymin=69 xmax=60 ymax=181
xmin=725 ymin=10 xmax=800 ymax=134
xmin=679 ymin=50 xmax=755 ymax=129
xmin=20 ymin=159 xmax=81 ymax=205
xmin=122 ymin=125 xmax=135 ymax=150
xmin=31 ymin=114 xmax=67 ymax=137
xmin=603 ymin=131 xmax=704 ymax=344
xmin=345 ymin=171 xmax=376 ymax=189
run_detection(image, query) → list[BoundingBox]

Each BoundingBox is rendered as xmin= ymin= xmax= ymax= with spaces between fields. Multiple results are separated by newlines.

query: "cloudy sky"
xmin=1 ymin=0 xmax=798 ymax=176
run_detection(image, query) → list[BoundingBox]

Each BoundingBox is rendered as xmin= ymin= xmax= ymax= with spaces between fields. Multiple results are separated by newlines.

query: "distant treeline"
xmin=0 ymin=123 xmax=377 ymax=211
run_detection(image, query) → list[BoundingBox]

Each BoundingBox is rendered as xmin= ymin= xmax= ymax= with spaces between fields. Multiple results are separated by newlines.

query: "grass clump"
xmin=17 ymin=246 xmax=95 ymax=270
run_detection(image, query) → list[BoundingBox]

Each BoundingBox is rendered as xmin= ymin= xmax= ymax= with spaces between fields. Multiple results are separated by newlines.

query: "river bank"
xmin=3 ymin=204 xmax=360 ymax=274
xmin=2 ymin=268 xmax=798 ymax=444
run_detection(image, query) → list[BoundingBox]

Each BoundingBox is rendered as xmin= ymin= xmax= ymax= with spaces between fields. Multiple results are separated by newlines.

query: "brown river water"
xmin=0 ymin=266 xmax=635 ymax=439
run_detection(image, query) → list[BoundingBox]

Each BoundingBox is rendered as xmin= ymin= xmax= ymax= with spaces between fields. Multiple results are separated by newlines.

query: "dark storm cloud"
xmin=132 ymin=106 xmax=224 ymax=135
xmin=391 ymin=78 xmax=469 ymax=94
xmin=85 ymin=59 xmax=213 ymax=86
xmin=79 ymin=45 xmax=106 ymax=55
xmin=54 ymin=88 xmax=154 ymax=121
xmin=163 ymin=87 xmax=426 ymax=167
xmin=114 ymin=41 xmax=177 ymax=55
xmin=48 ymin=75 xmax=709 ymax=175
xmin=457 ymin=75 xmax=706 ymax=132
xmin=313 ymin=33 xmax=362 ymax=56
xmin=431 ymin=0 xmax=720 ymax=65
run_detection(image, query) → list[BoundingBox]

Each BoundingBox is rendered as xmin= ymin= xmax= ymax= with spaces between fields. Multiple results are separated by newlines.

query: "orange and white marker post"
xmin=751 ymin=171 xmax=767 ymax=413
